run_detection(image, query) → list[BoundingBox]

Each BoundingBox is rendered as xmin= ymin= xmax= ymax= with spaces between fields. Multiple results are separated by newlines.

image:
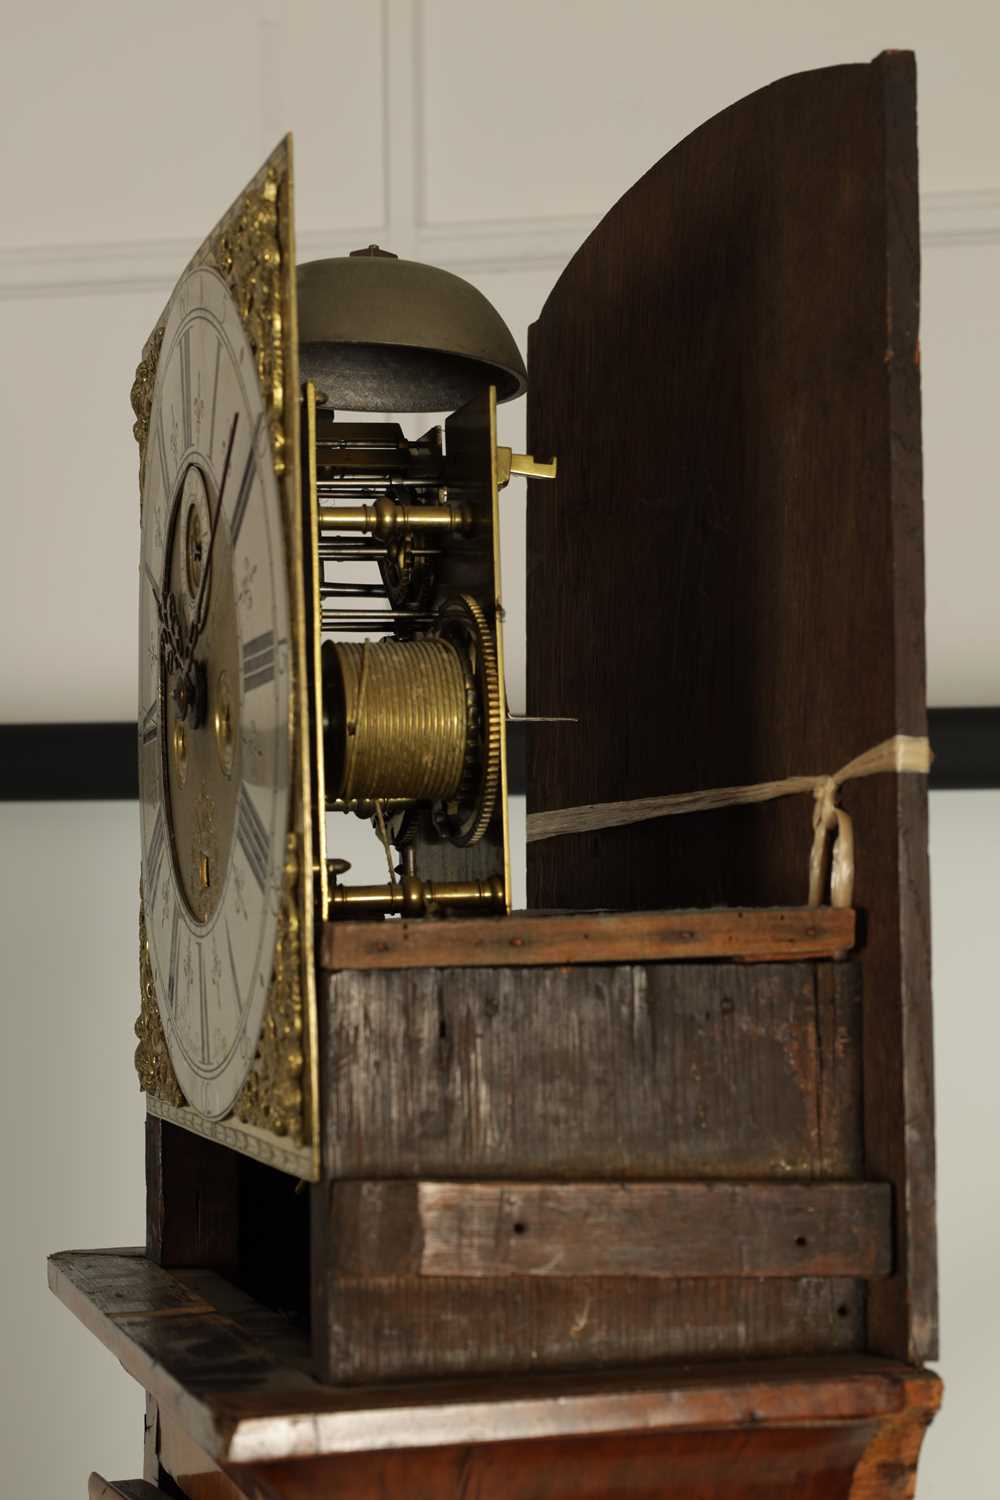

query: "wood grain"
xmin=153 ymin=1372 xmax=940 ymax=1500
xmin=146 ymin=1116 xmax=238 ymax=1276
xmin=321 ymin=906 xmax=855 ymax=971
xmin=155 ymin=1412 xmax=936 ymax=1500
xmin=526 ymin=50 xmax=933 ymax=1362
xmin=318 ymin=1271 xmax=864 ymax=1383
xmin=49 ymin=1247 xmax=933 ymax=1467
xmin=329 ymin=1181 xmax=891 ymax=1280
xmin=864 ymin=48 xmax=937 ymax=1367
xmin=89 ymin=1479 xmax=172 ymax=1500
xmin=322 ymin=961 xmax=862 ymax=1180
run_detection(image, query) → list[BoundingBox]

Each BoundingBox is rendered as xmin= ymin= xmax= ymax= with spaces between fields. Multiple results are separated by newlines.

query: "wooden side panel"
xmin=330 ymin=1180 xmax=892 ymax=1279
xmin=146 ymin=1115 xmax=238 ymax=1275
xmin=317 ymin=1269 xmax=865 ymax=1383
xmin=526 ymin=52 xmax=933 ymax=1360
xmin=146 ymin=1116 xmax=310 ymax=1325
xmin=322 ymin=962 xmax=862 ymax=1179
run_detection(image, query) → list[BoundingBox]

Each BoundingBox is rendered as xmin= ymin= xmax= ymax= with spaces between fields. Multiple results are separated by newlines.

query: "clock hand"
xmin=145 ymin=561 xmax=187 ymax=676
xmin=182 ymin=409 xmax=240 ymax=682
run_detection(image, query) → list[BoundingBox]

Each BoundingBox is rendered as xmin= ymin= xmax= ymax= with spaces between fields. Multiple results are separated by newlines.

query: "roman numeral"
xmin=209 ymin=338 xmax=222 ymax=453
xmin=225 ymin=920 xmax=243 ymax=1006
xmin=230 ymin=445 xmax=257 ymax=544
xmin=236 ymin=786 xmax=270 ymax=892
xmin=180 ymin=327 xmax=193 ymax=451
xmin=140 ymin=702 xmax=159 ymax=745
xmin=242 ymin=630 xmax=275 ymax=693
xmin=167 ymin=906 xmax=181 ymax=1012
xmin=199 ymin=946 xmax=209 ymax=1064
xmin=146 ymin=808 xmax=166 ymax=909
xmin=156 ymin=420 xmax=170 ymax=498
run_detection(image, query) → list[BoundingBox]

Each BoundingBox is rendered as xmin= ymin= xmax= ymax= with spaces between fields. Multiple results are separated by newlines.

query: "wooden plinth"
xmin=53 ymin=1249 xmax=940 ymax=1499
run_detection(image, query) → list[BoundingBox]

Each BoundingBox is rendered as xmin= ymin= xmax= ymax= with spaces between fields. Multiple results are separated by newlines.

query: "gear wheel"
xmin=431 ymin=593 xmax=502 ymax=847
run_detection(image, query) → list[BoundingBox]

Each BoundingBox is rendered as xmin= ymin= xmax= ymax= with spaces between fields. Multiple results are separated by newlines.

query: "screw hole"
xmin=513 ymin=1222 xmax=527 ymax=1236
xmin=795 ymin=1235 xmax=807 ymax=1247
xmin=836 ymin=1303 xmax=850 ymax=1318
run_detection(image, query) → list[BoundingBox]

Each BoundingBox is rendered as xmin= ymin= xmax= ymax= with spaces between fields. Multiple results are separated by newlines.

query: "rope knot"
xmin=526 ymin=733 xmax=932 ymax=910
xmin=809 ymin=774 xmax=854 ymax=909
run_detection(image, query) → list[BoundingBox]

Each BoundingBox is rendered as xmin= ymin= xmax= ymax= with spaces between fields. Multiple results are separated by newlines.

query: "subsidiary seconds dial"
xmin=138 ymin=264 xmax=292 ymax=1121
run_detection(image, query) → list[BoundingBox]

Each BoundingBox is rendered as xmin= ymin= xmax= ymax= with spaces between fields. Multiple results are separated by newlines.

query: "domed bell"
xmin=297 ymin=246 xmax=527 ymax=412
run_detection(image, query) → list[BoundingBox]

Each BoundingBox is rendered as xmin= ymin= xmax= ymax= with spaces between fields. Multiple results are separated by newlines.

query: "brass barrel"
xmin=324 ymin=637 xmax=470 ymax=803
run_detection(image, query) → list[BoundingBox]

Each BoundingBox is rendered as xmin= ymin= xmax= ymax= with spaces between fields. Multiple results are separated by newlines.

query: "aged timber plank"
xmin=146 ymin=1116 xmax=238 ymax=1275
xmin=320 ymin=906 xmax=855 ymax=971
xmin=50 ymin=1249 xmax=928 ymax=1464
xmin=864 ymin=49 xmax=937 ymax=1366
xmin=330 ymin=1181 xmax=891 ymax=1280
xmin=157 ymin=1404 xmax=942 ymax=1500
xmin=319 ymin=1272 xmax=865 ymax=1382
xmin=527 ymin=50 xmax=933 ymax=1364
xmin=323 ymin=961 xmax=862 ymax=1179
xmin=89 ymin=1479 xmax=173 ymax=1500
xmin=154 ymin=1376 xmax=942 ymax=1500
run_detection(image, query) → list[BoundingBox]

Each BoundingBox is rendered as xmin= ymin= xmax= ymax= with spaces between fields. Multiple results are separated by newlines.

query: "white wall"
xmin=0 ymin=3 xmax=996 ymax=1495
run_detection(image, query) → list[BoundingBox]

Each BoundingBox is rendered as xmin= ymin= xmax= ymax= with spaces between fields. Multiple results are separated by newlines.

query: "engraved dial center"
xmin=162 ymin=463 xmax=241 ymax=925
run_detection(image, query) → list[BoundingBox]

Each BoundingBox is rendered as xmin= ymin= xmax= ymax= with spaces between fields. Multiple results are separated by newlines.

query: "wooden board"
xmin=322 ymin=961 xmax=862 ymax=1179
xmin=48 ymin=1249 xmax=934 ymax=1466
xmin=90 ymin=1479 xmax=171 ymax=1500
xmin=316 ymin=1271 xmax=866 ymax=1384
xmin=329 ymin=1181 xmax=891 ymax=1279
xmin=321 ymin=906 xmax=855 ymax=971
xmin=145 ymin=1116 xmax=238 ymax=1276
xmin=155 ymin=1398 xmax=942 ymax=1500
xmin=526 ymin=51 xmax=934 ymax=1362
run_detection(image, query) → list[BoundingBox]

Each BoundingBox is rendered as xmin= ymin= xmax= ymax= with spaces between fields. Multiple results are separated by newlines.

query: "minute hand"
xmin=182 ymin=410 xmax=240 ymax=679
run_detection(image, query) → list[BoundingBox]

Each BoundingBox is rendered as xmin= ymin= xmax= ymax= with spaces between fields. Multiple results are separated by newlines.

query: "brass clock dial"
xmin=138 ymin=262 xmax=292 ymax=1122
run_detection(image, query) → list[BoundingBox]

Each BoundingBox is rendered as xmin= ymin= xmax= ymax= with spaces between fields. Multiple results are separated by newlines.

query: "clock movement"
xmin=132 ymin=139 xmax=554 ymax=1175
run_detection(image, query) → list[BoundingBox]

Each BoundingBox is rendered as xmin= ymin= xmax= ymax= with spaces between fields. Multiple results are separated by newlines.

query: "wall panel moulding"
xmin=1 ymin=190 xmax=998 ymax=300
xmin=0 ymin=710 xmax=997 ymax=801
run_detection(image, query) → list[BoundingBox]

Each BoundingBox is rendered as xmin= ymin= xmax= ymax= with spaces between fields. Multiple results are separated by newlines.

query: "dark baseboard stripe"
xmin=0 ymin=709 xmax=996 ymax=801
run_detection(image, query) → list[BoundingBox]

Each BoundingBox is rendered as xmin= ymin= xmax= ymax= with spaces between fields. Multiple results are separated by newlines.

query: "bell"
xmin=297 ymin=246 xmax=528 ymax=412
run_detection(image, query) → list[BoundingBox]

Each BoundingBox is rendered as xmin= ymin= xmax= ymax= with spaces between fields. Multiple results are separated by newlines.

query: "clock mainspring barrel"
xmin=323 ymin=637 xmax=470 ymax=804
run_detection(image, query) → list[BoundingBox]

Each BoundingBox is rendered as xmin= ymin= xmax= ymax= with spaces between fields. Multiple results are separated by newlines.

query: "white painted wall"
xmin=0 ymin=2 xmax=996 ymax=1494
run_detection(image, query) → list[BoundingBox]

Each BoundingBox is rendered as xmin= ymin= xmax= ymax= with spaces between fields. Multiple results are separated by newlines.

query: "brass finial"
xmin=349 ymin=244 xmax=398 ymax=258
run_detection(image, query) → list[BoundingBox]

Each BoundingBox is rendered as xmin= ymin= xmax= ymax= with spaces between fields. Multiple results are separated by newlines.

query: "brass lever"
xmin=496 ymin=448 xmax=558 ymax=488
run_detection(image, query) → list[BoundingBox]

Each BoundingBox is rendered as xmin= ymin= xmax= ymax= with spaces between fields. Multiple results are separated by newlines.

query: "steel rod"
xmin=320 ymin=583 xmax=389 ymax=598
xmin=322 ymin=610 xmax=435 ymax=622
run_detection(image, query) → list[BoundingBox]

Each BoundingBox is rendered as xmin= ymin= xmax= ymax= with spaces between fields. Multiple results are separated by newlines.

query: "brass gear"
xmin=431 ymin=593 xmax=502 ymax=847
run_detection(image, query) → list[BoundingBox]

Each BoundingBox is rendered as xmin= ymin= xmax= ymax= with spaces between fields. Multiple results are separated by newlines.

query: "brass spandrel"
xmin=135 ymin=896 xmax=183 ymax=1107
xmin=130 ymin=323 xmax=165 ymax=495
xmin=233 ymin=833 xmax=305 ymax=1142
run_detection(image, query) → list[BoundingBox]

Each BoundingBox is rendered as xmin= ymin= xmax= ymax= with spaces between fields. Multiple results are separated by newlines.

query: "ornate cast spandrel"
xmin=234 ymin=834 xmax=304 ymax=1141
xmin=130 ymin=323 xmax=165 ymax=494
xmin=135 ymin=896 xmax=183 ymax=1107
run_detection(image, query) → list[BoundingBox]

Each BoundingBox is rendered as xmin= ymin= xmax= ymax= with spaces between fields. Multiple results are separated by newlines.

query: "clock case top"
xmin=131 ymin=54 xmax=933 ymax=1379
xmin=128 ymin=52 xmax=936 ymax=1395
xmin=133 ymin=137 xmax=322 ymax=1181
